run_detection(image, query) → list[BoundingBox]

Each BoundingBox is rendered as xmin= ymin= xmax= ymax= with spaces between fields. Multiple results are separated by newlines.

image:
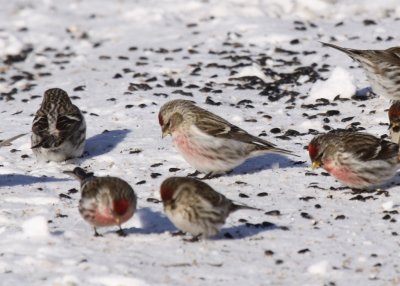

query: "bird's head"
xmin=308 ymin=136 xmax=326 ymax=170
xmin=160 ymin=177 xmax=179 ymax=202
xmin=388 ymin=101 xmax=400 ymax=132
xmin=158 ymin=100 xmax=193 ymax=138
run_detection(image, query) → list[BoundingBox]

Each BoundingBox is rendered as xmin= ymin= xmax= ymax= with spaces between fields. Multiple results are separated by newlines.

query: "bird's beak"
xmin=161 ymin=126 xmax=170 ymax=139
xmin=390 ymin=122 xmax=400 ymax=131
xmin=115 ymin=216 xmax=121 ymax=226
xmin=311 ymin=161 xmax=321 ymax=170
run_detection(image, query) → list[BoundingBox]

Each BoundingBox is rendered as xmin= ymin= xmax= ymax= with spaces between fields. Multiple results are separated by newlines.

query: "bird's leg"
xmin=201 ymin=172 xmax=222 ymax=180
xmin=115 ymin=217 xmax=127 ymax=237
xmin=187 ymin=170 xmax=201 ymax=177
xmin=171 ymin=230 xmax=186 ymax=236
xmin=183 ymin=234 xmax=201 ymax=242
xmin=93 ymin=227 xmax=102 ymax=237
xmin=116 ymin=226 xmax=127 ymax=237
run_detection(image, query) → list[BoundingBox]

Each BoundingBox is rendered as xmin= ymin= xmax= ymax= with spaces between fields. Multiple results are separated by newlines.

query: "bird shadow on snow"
xmin=124 ymin=207 xmax=176 ymax=235
xmin=215 ymin=221 xmax=282 ymax=240
xmin=229 ymin=153 xmax=304 ymax=176
xmin=0 ymin=174 xmax=68 ymax=187
xmin=83 ymin=129 xmax=130 ymax=160
xmin=123 ymin=207 xmax=282 ymax=240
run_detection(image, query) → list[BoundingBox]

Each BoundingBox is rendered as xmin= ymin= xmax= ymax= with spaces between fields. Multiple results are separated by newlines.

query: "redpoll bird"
xmin=308 ymin=129 xmax=400 ymax=189
xmin=64 ymin=167 xmax=137 ymax=237
xmin=32 ymin=88 xmax=86 ymax=162
xmin=388 ymin=100 xmax=400 ymax=144
xmin=322 ymin=42 xmax=400 ymax=100
xmin=158 ymin=99 xmax=293 ymax=178
xmin=160 ymin=176 xmax=259 ymax=240
xmin=0 ymin=133 xmax=26 ymax=147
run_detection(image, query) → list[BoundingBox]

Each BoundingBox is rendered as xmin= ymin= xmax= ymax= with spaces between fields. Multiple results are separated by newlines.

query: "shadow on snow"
xmin=0 ymin=174 xmax=69 ymax=187
xmin=83 ymin=129 xmax=131 ymax=159
xmin=122 ymin=207 xmax=283 ymax=240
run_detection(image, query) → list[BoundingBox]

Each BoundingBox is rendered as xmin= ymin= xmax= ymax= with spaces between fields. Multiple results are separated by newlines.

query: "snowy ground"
xmin=1 ymin=0 xmax=400 ymax=285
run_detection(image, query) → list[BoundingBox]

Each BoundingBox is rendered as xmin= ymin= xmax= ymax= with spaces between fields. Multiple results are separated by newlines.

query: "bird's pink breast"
xmin=323 ymin=160 xmax=365 ymax=187
xmin=172 ymin=133 xmax=214 ymax=168
xmin=91 ymin=205 xmax=135 ymax=227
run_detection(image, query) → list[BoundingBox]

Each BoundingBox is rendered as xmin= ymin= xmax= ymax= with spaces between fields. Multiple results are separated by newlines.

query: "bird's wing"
xmin=194 ymin=109 xmax=277 ymax=149
xmin=32 ymin=111 xmax=83 ymax=149
xmin=344 ymin=133 xmax=399 ymax=161
xmin=187 ymin=180 xmax=230 ymax=209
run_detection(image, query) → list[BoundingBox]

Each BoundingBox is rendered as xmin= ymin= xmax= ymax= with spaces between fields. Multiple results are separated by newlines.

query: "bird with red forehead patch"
xmin=160 ymin=176 xmax=260 ymax=241
xmin=158 ymin=99 xmax=295 ymax=179
xmin=322 ymin=42 xmax=400 ymax=101
xmin=388 ymin=100 xmax=400 ymax=144
xmin=308 ymin=129 xmax=400 ymax=189
xmin=64 ymin=167 xmax=137 ymax=237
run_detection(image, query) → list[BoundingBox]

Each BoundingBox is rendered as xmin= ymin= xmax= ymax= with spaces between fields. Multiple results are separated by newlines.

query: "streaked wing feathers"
xmin=343 ymin=132 xmax=399 ymax=161
xmin=195 ymin=110 xmax=277 ymax=149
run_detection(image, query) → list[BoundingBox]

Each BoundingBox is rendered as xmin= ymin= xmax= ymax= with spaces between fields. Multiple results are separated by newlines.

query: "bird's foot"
xmin=93 ymin=228 xmax=103 ymax=237
xmin=116 ymin=228 xmax=127 ymax=237
xmin=183 ymin=234 xmax=201 ymax=242
xmin=171 ymin=230 xmax=186 ymax=237
xmin=187 ymin=170 xmax=201 ymax=177
xmin=201 ymin=172 xmax=222 ymax=180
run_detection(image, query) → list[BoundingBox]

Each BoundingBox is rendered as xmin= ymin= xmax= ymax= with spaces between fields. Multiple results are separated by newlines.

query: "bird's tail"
xmin=320 ymin=42 xmax=363 ymax=60
xmin=63 ymin=167 xmax=94 ymax=183
xmin=230 ymin=203 xmax=261 ymax=213
xmin=0 ymin=133 xmax=26 ymax=147
xmin=252 ymin=145 xmax=299 ymax=158
xmin=270 ymin=146 xmax=298 ymax=157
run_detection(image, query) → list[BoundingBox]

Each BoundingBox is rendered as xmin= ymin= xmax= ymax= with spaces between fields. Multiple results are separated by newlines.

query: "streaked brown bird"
xmin=322 ymin=42 xmax=400 ymax=100
xmin=32 ymin=88 xmax=86 ymax=162
xmin=309 ymin=129 xmax=399 ymax=189
xmin=160 ymin=176 xmax=259 ymax=240
xmin=64 ymin=167 xmax=137 ymax=237
xmin=158 ymin=99 xmax=294 ymax=179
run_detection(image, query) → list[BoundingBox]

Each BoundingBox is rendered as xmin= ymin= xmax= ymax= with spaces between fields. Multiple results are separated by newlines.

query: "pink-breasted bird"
xmin=160 ymin=176 xmax=260 ymax=240
xmin=158 ymin=99 xmax=294 ymax=179
xmin=64 ymin=167 xmax=137 ymax=237
xmin=308 ymin=129 xmax=400 ymax=189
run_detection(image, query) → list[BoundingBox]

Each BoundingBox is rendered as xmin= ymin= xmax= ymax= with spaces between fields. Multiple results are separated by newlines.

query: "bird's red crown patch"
xmin=160 ymin=185 xmax=174 ymax=201
xmin=113 ymin=199 xmax=130 ymax=216
xmin=308 ymin=143 xmax=318 ymax=160
xmin=158 ymin=113 xmax=164 ymax=126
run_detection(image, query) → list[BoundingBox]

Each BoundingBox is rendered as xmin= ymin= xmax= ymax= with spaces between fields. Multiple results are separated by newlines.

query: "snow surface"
xmin=1 ymin=0 xmax=400 ymax=285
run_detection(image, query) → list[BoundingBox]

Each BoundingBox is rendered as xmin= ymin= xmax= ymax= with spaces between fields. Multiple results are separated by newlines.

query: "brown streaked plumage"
xmin=322 ymin=42 xmax=400 ymax=100
xmin=64 ymin=167 xmax=137 ymax=237
xmin=309 ymin=129 xmax=399 ymax=189
xmin=158 ymin=99 xmax=295 ymax=178
xmin=160 ymin=176 xmax=260 ymax=240
xmin=32 ymin=88 xmax=86 ymax=162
